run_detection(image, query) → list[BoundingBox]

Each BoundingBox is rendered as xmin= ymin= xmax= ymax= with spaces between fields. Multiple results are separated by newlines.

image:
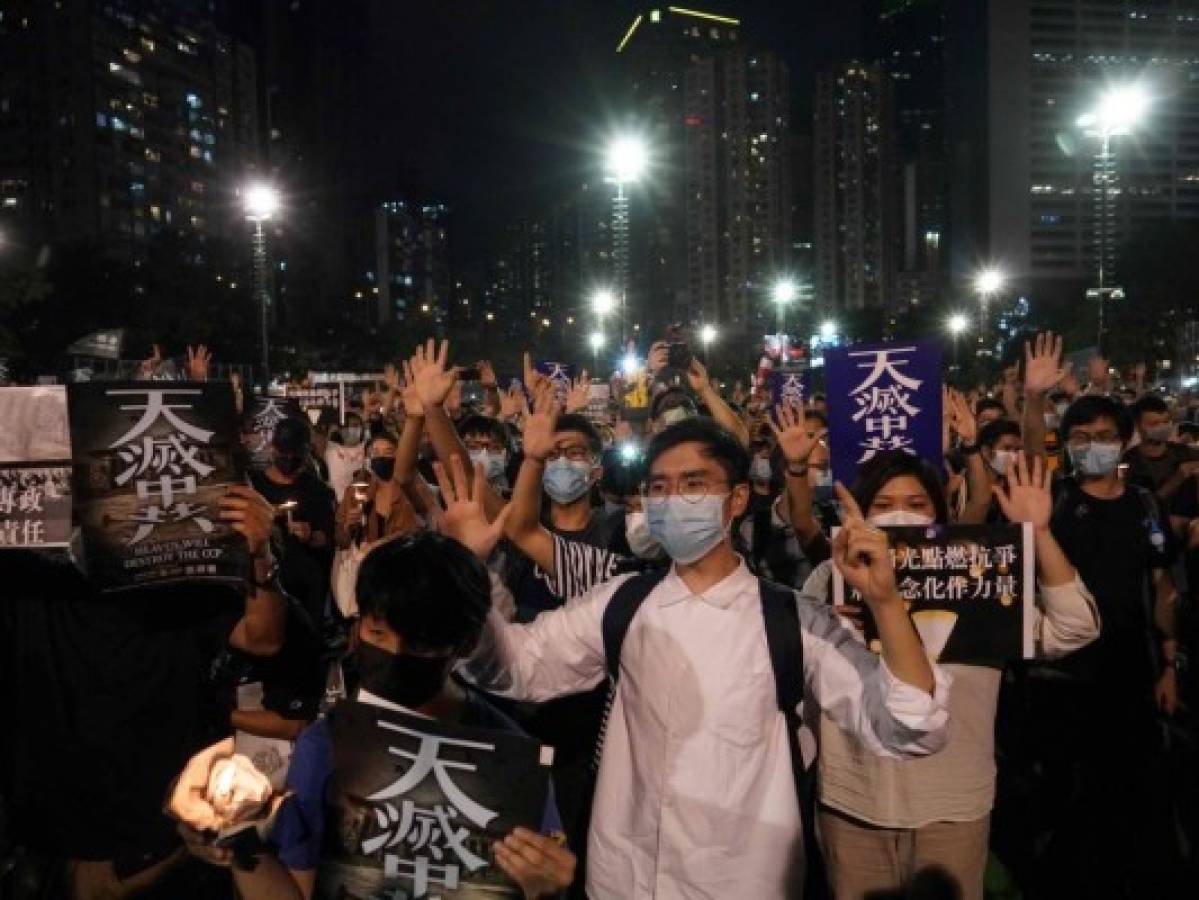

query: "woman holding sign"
xmin=790 ymin=446 xmax=1099 ymax=900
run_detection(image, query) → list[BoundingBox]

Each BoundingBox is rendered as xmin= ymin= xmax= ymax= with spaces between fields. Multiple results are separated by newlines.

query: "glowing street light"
xmin=1077 ymin=83 xmax=1150 ymax=350
xmin=621 ymin=352 xmax=641 ymax=377
xmin=604 ymin=133 xmax=649 ymax=345
xmin=700 ymin=324 xmax=718 ymax=347
xmin=947 ymin=312 xmax=969 ymax=370
xmin=589 ymin=331 xmax=605 ymax=351
xmin=243 ymin=182 xmax=281 ymax=386
xmin=592 ymin=288 xmax=616 ymax=317
xmin=771 ymin=278 xmax=798 ymax=333
xmin=819 ymin=320 xmax=838 ymax=341
xmin=973 ymin=267 xmax=1004 ymax=353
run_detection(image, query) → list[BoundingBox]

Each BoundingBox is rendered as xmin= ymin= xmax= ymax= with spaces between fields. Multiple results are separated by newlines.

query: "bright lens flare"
xmin=606 ymin=136 xmax=649 ymax=184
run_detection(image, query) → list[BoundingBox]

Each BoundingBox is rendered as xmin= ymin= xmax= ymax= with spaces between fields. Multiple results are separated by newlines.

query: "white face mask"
xmin=624 ymin=510 xmax=662 ymax=559
xmin=990 ymin=449 xmax=1018 ymax=477
xmin=868 ymin=510 xmax=935 ymax=527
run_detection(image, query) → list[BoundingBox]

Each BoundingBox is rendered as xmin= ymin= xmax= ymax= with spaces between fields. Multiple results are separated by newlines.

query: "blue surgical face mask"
xmin=470 ymin=449 xmax=507 ymax=483
xmin=1069 ymin=442 xmax=1122 ymax=478
xmin=542 ymin=458 xmax=593 ymax=504
xmin=646 ymin=494 xmax=729 ymax=564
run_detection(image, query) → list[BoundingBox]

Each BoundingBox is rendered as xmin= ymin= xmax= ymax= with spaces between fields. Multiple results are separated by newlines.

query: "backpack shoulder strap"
xmin=601 ymin=569 xmax=670 ymax=680
xmin=758 ymin=578 xmax=804 ymax=719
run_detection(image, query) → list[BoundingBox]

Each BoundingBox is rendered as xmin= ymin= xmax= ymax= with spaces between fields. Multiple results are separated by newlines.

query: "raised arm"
xmin=769 ymin=402 xmax=826 ymax=544
xmin=947 ymin=389 xmax=991 ymax=524
xmin=688 ymin=357 xmax=750 ymax=445
xmin=1022 ymin=332 xmax=1067 ymax=459
xmin=410 ymin=338 xmax=507 ymax=521
xmin=220 ymin=485 xmax=287 ymax=656
xmin=502 ymin=383 xmax=559 ymax=574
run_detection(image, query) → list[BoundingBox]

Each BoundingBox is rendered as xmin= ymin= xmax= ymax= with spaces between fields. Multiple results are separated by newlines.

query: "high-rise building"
xmin=683 ymin=48 xmax=792 ymax=335
xmin=0 ymin=0 xmax=260 ymax=256
xmin=869 ymin=0 xmax=947 ymax=307
xmin=374 ymin=201 xmax=451 ymax=328
xmin=615 ymin=6 xmax=741 ymax=337
xmin=814 ymin=63 xmax=899 ymax=312
xmin=947 ymin=0 xmax=1199 ymax=291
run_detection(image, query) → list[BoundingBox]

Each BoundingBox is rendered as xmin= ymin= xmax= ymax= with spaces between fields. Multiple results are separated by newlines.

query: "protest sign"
xmin=825 ymin=340 xmax=942 ymax=485
xmin=317 ymin=700 xmax=553 ymax=899
xmin=770 ymin=368 xmax=810 ymax=409
xmin=536 ymin=361 xmax=574 ymax=407
xmin=68 ymin=381 xmax=248 ymax=591
xmin=833 ymin=522 xmax=1036 ymax=666
xmin=0 ymin=386 xmax=74 ymax=550
xmin=245 ymin=396 xmax=304 ymax=471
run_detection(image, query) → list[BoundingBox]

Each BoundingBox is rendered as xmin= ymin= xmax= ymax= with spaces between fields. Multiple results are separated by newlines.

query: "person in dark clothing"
xmin=249 ymin=416 xmax=335 ymax=625
xmin=1123 ymin=394 xmax=1199 ymax=501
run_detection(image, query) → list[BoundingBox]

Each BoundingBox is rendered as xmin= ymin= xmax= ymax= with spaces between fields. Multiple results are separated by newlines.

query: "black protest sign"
xmin=68 ymin=381 xmax=248 ymax=591
xmin=317 ymin=700 xmax=552 ymax=900
xmin=833 ymin=522 xmax=1035 ymax=667
xmin=0 ymin=386 xmax=73 ymax=550
xmin=245 ymin=396 xmax=303 ymax=471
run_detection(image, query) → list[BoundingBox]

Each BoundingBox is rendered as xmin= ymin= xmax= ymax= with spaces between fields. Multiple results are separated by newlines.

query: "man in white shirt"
xmin=464 ymin=399 xmax=952 ymax=899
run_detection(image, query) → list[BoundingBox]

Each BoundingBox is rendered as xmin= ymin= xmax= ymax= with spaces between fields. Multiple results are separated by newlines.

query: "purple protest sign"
xmin=770 ymin=369 xmax=810 ymax=409
xmin=825 ymin=341 xmax=942 ymax=485
xmin=536 ymin=361 xmax=574 ymax=406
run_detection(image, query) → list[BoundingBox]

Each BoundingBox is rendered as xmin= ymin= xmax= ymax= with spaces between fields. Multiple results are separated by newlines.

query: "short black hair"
xmin=600 ymin=443 xmax=647 ymax=498
xmin=458 ymin=414 xmax=511 ymax=453
xmin=1059 ymin=395 xmax=1133 ymax=443
xmin=850 ymin=451 xmax=949 ymax=524
xmin=271 ymin=416 xmax=311 ymax=453
xmin=975 ymin=397 xmax=1006 ymax=417
xmin=356 ymin=533 xmax=491 ymax=656
xmin=647 ymin=417 xmax=750 ymax=486
xmin=1130 ymin=394 xmax=1169 ymax=420
xmin=367 ymin=430 xmax=398 ymax=451
xmin=979 ymin=418 xmax=1021 ymax=450
xmin=555 ymin=413 xmax=602 ymax=455
xmin=804 ymin=409 xmax=829 ymax=428
xmin=650 ymin=387 xmax=698 ymax=421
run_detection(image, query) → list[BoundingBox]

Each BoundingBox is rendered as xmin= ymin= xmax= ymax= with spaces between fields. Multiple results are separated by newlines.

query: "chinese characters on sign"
xmin=825 ymin=341 xmax=942 ymax=485
xmin=536 ymin=361 xmax=574 ymax=407
xmin=320 ymin=701 xmax=552 ymax=900
xmin=769 ymin=369 xmax=809 ymax=410
xmin=0 ymin=386 xmax=73 ymax=552
xmin=833 ymin=523 xmax=1036 ymax=666
xmin=69 ymin=381 xmax=246 ymax=591
xmin=245 ymin=396 xmax=303 ymax=471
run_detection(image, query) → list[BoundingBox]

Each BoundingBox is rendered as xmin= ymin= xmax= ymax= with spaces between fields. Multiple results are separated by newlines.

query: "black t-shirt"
xmin=1122 ymin=442 xmax=1196 ymax=493
xmin=1 ymin=550 xmax=241 ymax=866
xmin=503 ymin=509 xmax=619 ymax=622
xmin=1049 ymin=480 xmax=1174 ymax=686
xmin=250 ymin=468 xmax=335 ymax=622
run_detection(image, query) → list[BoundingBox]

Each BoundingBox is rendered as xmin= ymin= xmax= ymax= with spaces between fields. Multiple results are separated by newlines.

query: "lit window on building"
xmin=96 ymin=112 xmax=107 ymax=127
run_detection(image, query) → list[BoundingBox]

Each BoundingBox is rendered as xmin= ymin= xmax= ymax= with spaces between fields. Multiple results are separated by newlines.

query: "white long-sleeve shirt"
xmin=465 ymin=555 xmax=952 ymax=899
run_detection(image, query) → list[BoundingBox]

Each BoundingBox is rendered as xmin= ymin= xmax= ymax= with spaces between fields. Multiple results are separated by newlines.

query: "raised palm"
xmin=1024 ymin=332 xmax=1066 ymax=396
xmin=433 ymin=456 xmax=509 ymax=560
xmin=769 ymin=403 xmax=824 ymax=464
xmin=410 ymin=338 xmax=457 ymax=407
xmin=521 ymin=384 xmax=560 ymax=461
xmin=992 ymin=452 xmax=1051 ymax=529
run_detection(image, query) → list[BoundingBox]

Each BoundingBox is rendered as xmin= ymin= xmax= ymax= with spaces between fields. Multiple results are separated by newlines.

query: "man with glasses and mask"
xmin=1027 ymin=395 xmax=1183 ymax=897
xmin=468 ymin=395 xmax=951 ymax=900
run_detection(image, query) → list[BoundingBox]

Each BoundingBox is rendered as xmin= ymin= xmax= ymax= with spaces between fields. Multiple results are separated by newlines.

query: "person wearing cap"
xmin=249 ymin=416 xmax=336 ymax=625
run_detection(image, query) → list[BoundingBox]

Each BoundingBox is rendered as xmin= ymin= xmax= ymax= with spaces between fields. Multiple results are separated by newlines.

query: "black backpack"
xmin=594 ymin=569 xmax=824 ymax=893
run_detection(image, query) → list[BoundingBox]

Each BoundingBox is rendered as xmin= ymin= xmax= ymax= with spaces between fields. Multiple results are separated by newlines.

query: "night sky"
xmin=352 ymin=0 xmax=865 ymax=260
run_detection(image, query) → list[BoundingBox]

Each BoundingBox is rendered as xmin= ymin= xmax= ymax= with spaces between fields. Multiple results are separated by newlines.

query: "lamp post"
xmin=604 ymin=135 xmax=648 ymax=345
xmin=973 ymin=268 xmax=1004 ymax=355
xmin=1077 ymin=84 xmax=1149 ymax=352
xmin=947 ymin=312 xmax=969 ymax=371
xmin=243 ymin=183 xmax=279 ymax=388
xmin=771 ymin=278 xmax=798 ymax=335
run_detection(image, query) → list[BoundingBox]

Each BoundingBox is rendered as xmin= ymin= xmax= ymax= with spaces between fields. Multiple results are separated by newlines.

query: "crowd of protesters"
xmin=2 ymin=328 xmax=1197 ymax=900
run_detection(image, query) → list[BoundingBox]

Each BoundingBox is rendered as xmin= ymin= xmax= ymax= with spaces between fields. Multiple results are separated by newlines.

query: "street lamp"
xmin=1077 ymin=83 xmax=1150 ymax=351
xmin=819 ymin=320 xmax=838 ymax=341
xmin=973 ymin=267 xmax=1004 ymax=354
xmin=592 ymin=288 xmax=615 ymax=318
xmin=243 ymin=183 xmax=280 ymax=388
xmin=589 ymin=331 xmax=605 ymax=368
xmin=947 ymin=312 xmax=969 ymax=370
xmin=772 ymin=278 xmax=798 ymax=334
xmin=604 ymin=134 xmax=649 ymax=345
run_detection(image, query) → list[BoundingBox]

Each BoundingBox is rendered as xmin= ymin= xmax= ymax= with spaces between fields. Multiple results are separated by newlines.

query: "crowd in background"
xmin=2 ymin=329 xmax=1198 ymax=900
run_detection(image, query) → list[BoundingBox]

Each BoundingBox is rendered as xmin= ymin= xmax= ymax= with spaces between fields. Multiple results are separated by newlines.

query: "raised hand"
xmin=686 ymin=356 xmax=711 ymax=394
xmin=219 ymin=485 xmax=276 ymax=558
xmin=433 ymin=455 xmax=510 ymax=561
xmin=400 ymin=360 xmax=424 ymax=417
xmin=383 ymin=362 xmax=401 ymax=393
xmin=565 ymin=370 xmax=591 ymax=414
xmin=522 ymin=351 xmax=548 ymax=394
xmin=648 ymin=341 xmax=669 ymax=374
xmin=478 ymin=360 xmax=498 ymax=389
xmin=141 ymin=343 xmax=163 ymax=376
xmin=522 ymin=383 xmax=561 ymax=462
xmin=186 ymin=344 xmax=212 ymax=382
xmin=499 ymin=384 xmax=524 ymax=420
xmin=991 ymin=451 xmax=1051 ymax=530
xmin=410 ymin=338 xmax=459 ymax=408
xmin=1023 ymin=332 xmax=1066 ymax=396
xmin=769 ymin=402 xmax=825 ymax=465
xmin=831 ymin=483 xmax=900 ymax=607
xmin=945 ymin=388 xmax=978 ymax=446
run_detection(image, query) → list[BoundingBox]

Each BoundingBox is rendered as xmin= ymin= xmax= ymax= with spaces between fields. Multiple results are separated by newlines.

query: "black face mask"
xmin=274 ymin=453 xmax=305 ymax=476
xmin=355 ymin=641 xmax=452 ymax=708
xmin=369 ymin=457 xmax=396 ymax=481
